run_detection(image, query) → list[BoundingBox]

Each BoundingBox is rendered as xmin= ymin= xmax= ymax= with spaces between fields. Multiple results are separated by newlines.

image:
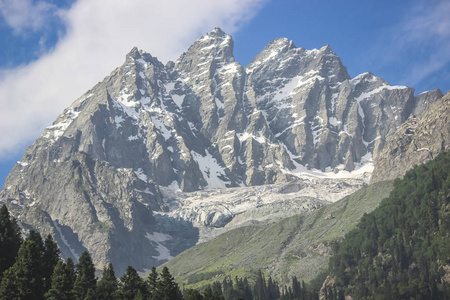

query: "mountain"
xmin=371 ymin=90 xmax=450 ymax=183
xmin=162 ymin=90 xmax=450 ymax=287
xmin=162 ymin=180 xmax=394 ymax=287
xmin=0 ymin=28 xmax=444 ymax=274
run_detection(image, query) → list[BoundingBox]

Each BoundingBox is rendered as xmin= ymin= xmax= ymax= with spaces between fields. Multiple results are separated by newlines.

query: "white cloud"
xmin=0 ymin=0 xmax=266 ymax=158
xmin=0 ymin=0 xmax=60 ymax=35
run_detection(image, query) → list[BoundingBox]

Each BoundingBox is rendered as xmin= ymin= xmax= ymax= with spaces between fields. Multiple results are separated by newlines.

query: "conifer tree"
xmin=65 ymin=258 xmax=77 ymax=290
xmin=202 ymin=286 xmax=224 ymax=300
xmin=154 ymin=266 xmax=182 ymax=300
xmin=146 ymin=266 xmax=158 ymax=298
xmin=72 ymin=251 xmax=97 ymax=300
xmin=13 ymin=230 xmax=46 ymax=300
xmin=84 ymin=288 xmax=95 ymax=300
xmin=0 ymin=204 xmax=22 ymax=276
xmin=211 ymin=281 xmax=223 ymax=296
xmin=0 ymin=268 xmax=19 ymax=299
xmin=185 ymin=288 xmax=204 ymax=300
xmin=202 ymin=287 xmax=214 ymax=300
xmin=254 ymin=270 xmax=268 ymax=300
xmin=119 ymin=266 xmax=147 ymax=300
xmin=134 ymin=290 xmax=145 ymax=300
xmin=97 ymin=262 xmax=118 ymax=300
xmin=243 ymin=277 xmax=253 ymax=300
xmin=43 ymin=234 xmax=61 ymax=292
xmin=45 ymin=259 xmax=75 ymax=300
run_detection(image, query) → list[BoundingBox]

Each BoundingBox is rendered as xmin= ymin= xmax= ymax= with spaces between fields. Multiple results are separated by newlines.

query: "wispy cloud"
xmin=371 ymin=1 xmax=450 ymax=89
xmin=0 ymin=0 xmax=266 ymax=158
xmin=0 ymin=0 xmax=61 ymax=35
xmin=397 ymin=1 xmax=450 ymax=87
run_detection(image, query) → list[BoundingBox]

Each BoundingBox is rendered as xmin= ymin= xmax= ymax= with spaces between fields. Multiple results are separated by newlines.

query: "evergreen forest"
xmin=328 ymin=151 xmax=450 ymax=299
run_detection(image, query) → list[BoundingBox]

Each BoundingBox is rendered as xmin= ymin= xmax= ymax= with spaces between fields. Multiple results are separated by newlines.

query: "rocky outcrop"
xmin=371 ymin=91 xmax=450 ymax=183
xmin=0 ymin=28 xmax=444 ymax=274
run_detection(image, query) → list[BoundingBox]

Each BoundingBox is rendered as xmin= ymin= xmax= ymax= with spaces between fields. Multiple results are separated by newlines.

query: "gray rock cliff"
xmin=371 ymin=91 xmax=449 ymax=183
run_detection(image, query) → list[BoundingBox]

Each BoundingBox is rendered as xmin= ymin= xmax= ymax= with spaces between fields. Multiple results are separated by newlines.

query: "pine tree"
xmin=254 ymin=270 xmax=268 ymax=300
xmin=154 ymin=266 xmax=182 ymax=300
xmin=146 ymin=266 xmax=158 ymax=298
xmin=202 ymin=286 xmax=224 ymax=300
xmin=0 ymin=268 xmax=19 ymax=299
xmin=43 ymin=234 xmax=61 ymax=292
xmin=45 ymin=260 xmax=75 ymax=300
xmin=119 ymin=266 xmax=147 ymax=300
xmin=134 ymin=290 xmax=145 ymax=300
xmin=202 ymin=287 xmax=214 ymax=300
xmin=291 ymin=276 xmax=301 ymax=299
xmin=84 ymin=288 xmax=95 ymax=300
xmin=243 ymin=277 xmax=253 ymax=300
xmin=97 ymin=263 xmax=118 ymax=300
xmin=267 ymin=276 xmax=279 ymax=300
xmin=211 ymin=281 xmax=223 ymax=296
xmin=222 ymin=276 xmax=233 ymax=300
xmin=65 ymin=258 xmax=77 ymax=290
xmin=72 ymin=251 xmax=97 ymax=300
xmin=13 ymin=230 xmax=46 ymax=300
xmin=185 ymin=288 xmax=204 ymax=300
xmin=0 ymin=204 xmax=22 ymax=276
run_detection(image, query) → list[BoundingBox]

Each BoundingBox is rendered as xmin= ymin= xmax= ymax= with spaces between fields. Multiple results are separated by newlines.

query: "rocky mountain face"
xmin=371 ymin=91 xmax=450 ymax=183
xmin=0 ymin=28 xmax=443 ymax=274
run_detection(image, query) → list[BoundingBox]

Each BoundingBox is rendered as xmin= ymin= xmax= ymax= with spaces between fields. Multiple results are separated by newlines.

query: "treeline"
xmin=328 ymin=150 xmax=450 ymax=299
xmin=0 ymin=204 xmax=184 ymax=300
xmin=182 ymin=270 xmax=320 ymax=300
xmin=0 ymin=203 xmax=323 ymax=300
xmin=0 ymin=204 xmax=319 ymax=300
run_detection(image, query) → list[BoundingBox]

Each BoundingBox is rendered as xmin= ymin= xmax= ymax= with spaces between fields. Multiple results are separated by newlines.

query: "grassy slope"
xmin=162 ymin=180 xmax=394 ymax=288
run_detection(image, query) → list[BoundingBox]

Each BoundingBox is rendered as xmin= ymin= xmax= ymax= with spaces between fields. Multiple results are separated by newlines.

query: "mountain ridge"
xmin=0 ymin=28 xmax=444 ymax=274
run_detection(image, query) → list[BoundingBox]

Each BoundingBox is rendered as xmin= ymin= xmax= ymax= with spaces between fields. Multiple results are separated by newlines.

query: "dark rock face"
xmin=0 ymin=28 xmax=443 ymax=274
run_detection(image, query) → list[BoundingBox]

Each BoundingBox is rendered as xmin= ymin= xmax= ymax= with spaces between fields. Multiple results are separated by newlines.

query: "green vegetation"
xmin=182 ymin=270 xmax=321 ymax=300
xmin=328 ymin=151 xmax=450 ymax=299
xmin=0 ymin=204 xmax=184 ymax=300
xmin=163 ymin=181 xmax=394 ymax=288
xmin=0 ymin=204 xmax=22 ymax=277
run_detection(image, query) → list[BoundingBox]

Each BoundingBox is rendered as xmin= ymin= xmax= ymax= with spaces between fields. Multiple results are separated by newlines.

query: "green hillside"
xmin=163 ymin=180 xmax=394 ymax=288
xmin=328 ymin=151 xmax=450 ymax=299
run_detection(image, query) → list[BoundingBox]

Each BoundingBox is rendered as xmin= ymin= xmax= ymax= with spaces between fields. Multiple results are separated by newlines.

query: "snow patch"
xmin=191 ymin=150 xmax=229 ymax=189
xmin=171 ymin=94 xmax=184 ymax=109
xmin=219 ymin=63 xmax=238 ymax=75
xmin=275 ymin=118 xmax=305 ymax=137
xmin=150 ymin=115 xmax=172 ymax=140
xmin=281 ymin=145 xmax=374 ymax=182
xmin=167 ymin=180 xmax=180 ymax=191
xmin=114 ymin=115 xmax=124 ymax=128
xmin=44 ymin=107 xmax=80 ymax=141
xmin=145 ymin=232 xmax=173 ymax=261
xmin=309 ymin=116 xmax=324 ymax=147
xmin=329 ymin=117 xmax=339 ymax=126
xmin=330 ymin=92 xmax=339 ymax=113
xmin=134 ymin=168 xmax=148 ymax=182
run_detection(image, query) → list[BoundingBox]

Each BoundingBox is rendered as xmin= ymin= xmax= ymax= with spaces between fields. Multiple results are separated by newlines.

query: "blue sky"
xmin=1 ymin=0 xmax=449 ymax=188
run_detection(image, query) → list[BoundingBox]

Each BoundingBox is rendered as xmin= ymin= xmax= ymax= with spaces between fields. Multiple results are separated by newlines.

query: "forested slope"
xmin=328 ymin=151 xmax=450 ymax=299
